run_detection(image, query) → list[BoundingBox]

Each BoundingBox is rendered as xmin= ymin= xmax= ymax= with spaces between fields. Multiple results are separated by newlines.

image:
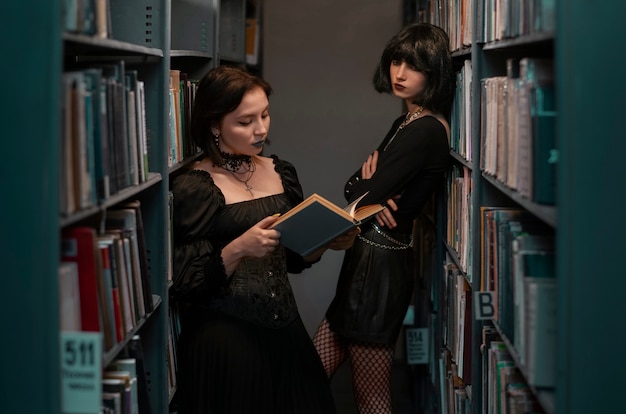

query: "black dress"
xmin=171 ymin=156 xmax=336 ymax=414
xmin=326 ymin=115 xmax=450 ymax=346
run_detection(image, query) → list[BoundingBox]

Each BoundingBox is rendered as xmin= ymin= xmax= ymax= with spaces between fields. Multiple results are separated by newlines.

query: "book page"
xmin=343 ymin=192 xmax=369 ymax=216
xmin=353 ymin=204 xmax=385 ymax=222
xmin=344 ymin=192 xmax=385 ymax=222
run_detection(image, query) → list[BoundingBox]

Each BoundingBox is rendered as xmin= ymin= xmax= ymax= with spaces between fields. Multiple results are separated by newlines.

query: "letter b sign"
xmin=474 ymin=291 xmax=495 ymax=320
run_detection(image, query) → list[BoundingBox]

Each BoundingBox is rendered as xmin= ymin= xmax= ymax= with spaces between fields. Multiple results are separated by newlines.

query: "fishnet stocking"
xmin=313 ymin=319 xmax=394 ymax=414
xmin=313 ymin=318 xmax=348 ymax=376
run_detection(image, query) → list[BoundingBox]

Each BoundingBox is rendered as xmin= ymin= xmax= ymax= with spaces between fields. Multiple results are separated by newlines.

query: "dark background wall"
xmin=263 ymin=0 xmax=404 ymax=335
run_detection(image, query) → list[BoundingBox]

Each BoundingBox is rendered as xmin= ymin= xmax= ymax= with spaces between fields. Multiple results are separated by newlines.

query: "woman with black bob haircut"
xmin=373 ymin=22 xmax=454 ymax=115
xmin=314 ymin=23 xmax=455 ymax=414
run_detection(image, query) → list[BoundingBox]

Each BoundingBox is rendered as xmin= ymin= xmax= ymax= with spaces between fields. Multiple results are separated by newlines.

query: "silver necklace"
xmin=228 ymin=161 xmax=256 ymax=196
xmin=217 ymin=154 xmax=257 ymax=196
xmin=383 ymin=106 xmax=424 ymax=151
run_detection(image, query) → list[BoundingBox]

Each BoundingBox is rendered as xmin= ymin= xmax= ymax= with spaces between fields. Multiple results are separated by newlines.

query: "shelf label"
xmin=405 ymin=328 xmax=428 ymax=365
xmin=475 ymin=291 xmax=495 ymax=320
xmin=60 ymin=331 xmax=102 ymax=414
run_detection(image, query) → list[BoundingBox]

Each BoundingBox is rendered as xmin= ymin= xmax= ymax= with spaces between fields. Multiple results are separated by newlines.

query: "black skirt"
xmin=176 ymin=310 xmax=336 ymax=414
xmin=326 ymin=223 xmax=415 ymax=346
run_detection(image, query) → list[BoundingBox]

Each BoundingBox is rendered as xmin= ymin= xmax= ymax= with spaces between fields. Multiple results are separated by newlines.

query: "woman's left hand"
xmin=328 ymin=227 xmax=361 ymax=251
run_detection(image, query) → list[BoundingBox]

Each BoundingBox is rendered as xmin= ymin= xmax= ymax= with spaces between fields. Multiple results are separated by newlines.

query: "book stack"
xmin=60 ymin=63 xmax=150 ymax=216
xmin=60 ymin=200 xmax=154 ymax=351
xmin=479 ymin=58 xmax=556 ymax=205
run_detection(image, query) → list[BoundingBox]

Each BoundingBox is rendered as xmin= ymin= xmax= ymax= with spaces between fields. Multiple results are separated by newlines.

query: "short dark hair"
xmin=373 ymin=23 xmax=454 ymax=115
xmin=190 ymin=65 xmax=273 ymax=165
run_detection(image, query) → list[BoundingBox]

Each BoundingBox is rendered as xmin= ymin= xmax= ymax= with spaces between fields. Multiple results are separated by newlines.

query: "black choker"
xmin=216 ymin=152 xmax=256 ymax=196
xmin=217 ymin=152 xmax=252 ymax=172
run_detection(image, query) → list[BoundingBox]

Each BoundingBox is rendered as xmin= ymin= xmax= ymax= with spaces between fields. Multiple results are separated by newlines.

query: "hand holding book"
xmin=271 ymin=192 xmax=384 ymax=257
xmin=327 ymin=226 xmax=361 ymax=251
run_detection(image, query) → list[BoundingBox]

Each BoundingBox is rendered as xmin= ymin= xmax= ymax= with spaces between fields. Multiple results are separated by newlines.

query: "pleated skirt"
xmin=176 ymin=310 xmax=336 ymax=414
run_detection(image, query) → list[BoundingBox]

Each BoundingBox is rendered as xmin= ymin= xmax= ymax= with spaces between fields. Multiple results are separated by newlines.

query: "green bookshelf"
xmin=0 ymin=0 xmax=173 ymax=412
xmin=219 ymin=0 xmax=247 ymax=64
xmin=0 ymin=0 xmax=63 ymax=412
xmin=556 ymin=2 xmax=626 ymax=413
xmin=404 ymin=0 xmax=625 ymax=413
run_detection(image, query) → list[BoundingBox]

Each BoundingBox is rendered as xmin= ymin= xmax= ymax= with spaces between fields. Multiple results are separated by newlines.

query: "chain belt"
xmin=357 ymin=223 xmax=414 ymax=250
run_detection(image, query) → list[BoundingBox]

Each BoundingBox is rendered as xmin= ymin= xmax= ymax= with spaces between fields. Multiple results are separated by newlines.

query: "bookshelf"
xmin=0 ymin=0 xmax=256 ymax=413
xmin=1 ymin=0 xmax=63 ymax=412
xmin=167 ymin=0 xmax=262 ymax=408
xmin=406 ymin=0 xmax=626 ymax=414
xmin=219 ymin=0 xmax=247 ymax=63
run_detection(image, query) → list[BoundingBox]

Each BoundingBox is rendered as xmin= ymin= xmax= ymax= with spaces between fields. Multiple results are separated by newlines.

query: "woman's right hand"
xmin=237 ymin=215 xmax=281 ymax=258
xmin=362 ymin=150 xmax=399 ymax=229
xmin=221 ymin=215 xmax=281 ymax=275
xmin=361 ymin=150 xmax=379 ymax=179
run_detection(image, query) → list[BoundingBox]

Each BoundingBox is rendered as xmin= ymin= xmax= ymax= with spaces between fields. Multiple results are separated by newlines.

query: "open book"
xmin=271 ymin=192 xmax=384 ymax=257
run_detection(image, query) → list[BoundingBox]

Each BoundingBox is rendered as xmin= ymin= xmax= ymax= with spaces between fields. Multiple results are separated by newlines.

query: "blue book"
xmin=83 ymin=68 xmax=111 ymax=201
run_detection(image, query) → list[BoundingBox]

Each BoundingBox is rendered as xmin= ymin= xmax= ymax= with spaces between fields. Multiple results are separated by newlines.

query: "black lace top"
xmin=170 ymin=155 xmax=311 ymax=328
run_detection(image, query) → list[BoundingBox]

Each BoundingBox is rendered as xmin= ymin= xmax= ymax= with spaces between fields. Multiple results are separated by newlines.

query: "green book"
xmin=531 ymin=85 xmax=557 ymax=205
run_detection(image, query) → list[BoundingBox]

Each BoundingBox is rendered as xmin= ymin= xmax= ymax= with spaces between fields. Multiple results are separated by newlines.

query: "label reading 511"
xmin=60 ymin=331 xmax=102 ymax=414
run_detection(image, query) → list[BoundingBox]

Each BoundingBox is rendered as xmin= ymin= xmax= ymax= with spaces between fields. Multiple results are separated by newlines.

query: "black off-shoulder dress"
xmin=171 ymin=156 xmax=335 ymax=414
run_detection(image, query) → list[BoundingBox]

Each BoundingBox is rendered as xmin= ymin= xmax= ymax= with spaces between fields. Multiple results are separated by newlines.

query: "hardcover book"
xmin=123 ymin=335 xmax=153 ymax=414
xmin=58 ymin=261 xmax=82 ymax=331
xmin=60 ymin=227 xmax=102 ymax=333
xmin=115 ymin=201 xmax=154 ymax=313
xmin=271 ymin=192 xmax=384 ymax=257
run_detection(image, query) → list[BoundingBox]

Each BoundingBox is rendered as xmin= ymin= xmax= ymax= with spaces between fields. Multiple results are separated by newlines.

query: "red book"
xmin=61 ymin=227 xmax=102 ymax=332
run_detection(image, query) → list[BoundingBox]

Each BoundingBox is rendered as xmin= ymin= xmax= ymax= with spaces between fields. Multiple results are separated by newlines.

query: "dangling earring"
xmin=212 ymin=130 xmax=220 ymax=147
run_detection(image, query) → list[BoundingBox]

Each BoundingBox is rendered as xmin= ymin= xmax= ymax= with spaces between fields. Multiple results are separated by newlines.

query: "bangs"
xmin=390 ymin=44 xmax=428 ymax=73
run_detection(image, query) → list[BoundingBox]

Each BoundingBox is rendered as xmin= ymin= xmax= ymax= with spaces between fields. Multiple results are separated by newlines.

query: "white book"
xmin=58 ymin=261 xmax=82 ymax=331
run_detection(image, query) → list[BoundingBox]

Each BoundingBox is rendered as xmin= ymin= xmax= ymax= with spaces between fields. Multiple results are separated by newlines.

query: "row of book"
xmin=426 ymin=0 xmax=556 ymax=50
xmin=450 ymin=59 xmax=473 ymax=161
xmin=168 ymin=69 xmax=201 ymax=168
xmin=435 ymin=295 xmax=552 ymax=414
xmin=481 ymin=0 xmax=555 ymax=43
xmin=440 ymin=206 xmax=555 ymax=412
xmin=480 ymin=57 xmax=557 ymax=205
xmin=61 ymin=62 xmax=150 ymax=216
xmin=446 ymin=164 xmax=473 ymax=275
xmin=424 ymin=0 xmax=474 ymax=51
xmin=167 ymin=303 xmax=182 ymax=399
xmin=59 ymin=200 xmax=154 ymax=351
xmin=480 ymin=206 xmax=556 ymax=388
xmin=442 ymin=256 xmax=473 ymax=384
xmin=63 ymin=0 xmax=111 ymax=39
xmin=482 ymin=326 xmax=546 ymax=414
xmin=438 ymin=348 xmax=471 ymax=414
xmin=102 ymin=336 xmax=153 ymax=414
